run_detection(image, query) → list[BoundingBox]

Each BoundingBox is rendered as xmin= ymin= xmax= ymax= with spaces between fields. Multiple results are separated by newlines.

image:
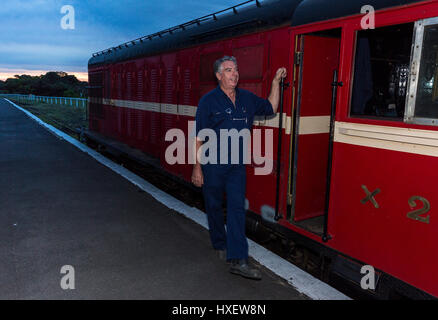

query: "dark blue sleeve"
xmin=252 ymin=92 xmax=274 ymax=116
xmin=195 ymin=96 xmax=210 ymax=138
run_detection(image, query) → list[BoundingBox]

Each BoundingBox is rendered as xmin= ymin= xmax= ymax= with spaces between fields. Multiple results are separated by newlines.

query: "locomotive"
xmin=87 ymin=0 xmax=438 ymax=299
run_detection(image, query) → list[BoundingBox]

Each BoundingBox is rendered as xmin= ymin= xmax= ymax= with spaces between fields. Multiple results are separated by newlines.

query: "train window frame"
xmin=405 ymin=17 xmax=438 ymax=126
xmin=348 ymin=23 xmax=414 ymax=122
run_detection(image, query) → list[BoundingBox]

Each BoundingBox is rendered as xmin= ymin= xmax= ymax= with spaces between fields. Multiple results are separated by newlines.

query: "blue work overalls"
xmin=195 ymin=86 xmax=273 ymax=261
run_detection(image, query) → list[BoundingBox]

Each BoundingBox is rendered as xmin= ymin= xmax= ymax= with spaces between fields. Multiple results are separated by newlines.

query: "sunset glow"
xmin=0 ymin=69 xmax=88 ymax=82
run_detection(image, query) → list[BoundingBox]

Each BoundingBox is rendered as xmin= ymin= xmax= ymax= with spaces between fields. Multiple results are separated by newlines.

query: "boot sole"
xmin=229 ymin=267 xmax=262 ymax=280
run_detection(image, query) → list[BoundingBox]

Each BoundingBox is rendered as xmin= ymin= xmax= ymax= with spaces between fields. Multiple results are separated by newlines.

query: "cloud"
xmin=0 ymin=43 xmax=88 ymax=56
xmin=0 ymin=0 xmax=56 ymax=14
xmin=0 ymin=0 xmax=241 ymax=72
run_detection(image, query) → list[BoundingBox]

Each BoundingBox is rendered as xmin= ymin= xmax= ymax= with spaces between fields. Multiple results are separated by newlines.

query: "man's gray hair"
xmin=213 ymin=56 xmax=237 ymax=74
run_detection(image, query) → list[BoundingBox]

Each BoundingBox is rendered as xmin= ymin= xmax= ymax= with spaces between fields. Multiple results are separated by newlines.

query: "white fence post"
xmin=4 ymin=93 xmax=87 ymax=108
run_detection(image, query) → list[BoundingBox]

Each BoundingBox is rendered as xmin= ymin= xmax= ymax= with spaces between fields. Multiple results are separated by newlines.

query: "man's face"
xmin=216 ymin=60 xmax=239 ymax=90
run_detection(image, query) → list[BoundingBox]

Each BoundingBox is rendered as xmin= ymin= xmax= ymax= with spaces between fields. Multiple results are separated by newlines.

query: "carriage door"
xmin=290 ymin=30 xmax=341 ymax=230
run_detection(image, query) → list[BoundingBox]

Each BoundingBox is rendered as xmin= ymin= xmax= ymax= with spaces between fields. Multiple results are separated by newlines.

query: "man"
xmin=192 ymin=56 xmax=286 ymax=280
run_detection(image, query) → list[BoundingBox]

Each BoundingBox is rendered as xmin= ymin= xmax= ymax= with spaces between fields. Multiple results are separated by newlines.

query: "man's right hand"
xmin=191 ymin=165 xmax=204 ymax=187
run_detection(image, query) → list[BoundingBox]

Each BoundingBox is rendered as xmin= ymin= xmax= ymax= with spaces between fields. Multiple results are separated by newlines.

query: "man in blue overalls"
xmin=192 ymin=56 xmax=286 ymax=280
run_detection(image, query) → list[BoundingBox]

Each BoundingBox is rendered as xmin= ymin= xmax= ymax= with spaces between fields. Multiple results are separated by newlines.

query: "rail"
xmin=0 ymin=94 xmax=87 ymax=108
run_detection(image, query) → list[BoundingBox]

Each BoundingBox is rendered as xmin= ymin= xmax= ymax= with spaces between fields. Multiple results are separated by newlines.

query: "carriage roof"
xmin=88 ymin=0 xmax=425 ymax=67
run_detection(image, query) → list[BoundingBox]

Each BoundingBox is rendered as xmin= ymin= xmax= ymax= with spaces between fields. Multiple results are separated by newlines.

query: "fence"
xmin=0 ymin=94 xmax=87 ymax=108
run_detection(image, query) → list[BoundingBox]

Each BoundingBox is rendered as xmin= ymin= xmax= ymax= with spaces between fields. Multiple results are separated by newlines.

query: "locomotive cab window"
xmin=350 ymin=23 xmax=414 ymax=120
xmin=405 ymin=18 xmax=438 ymax=125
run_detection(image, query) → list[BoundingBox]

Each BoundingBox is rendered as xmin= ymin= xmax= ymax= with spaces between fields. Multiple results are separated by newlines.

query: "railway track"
xmin=8 ymin=101 xmax=85 ymax=140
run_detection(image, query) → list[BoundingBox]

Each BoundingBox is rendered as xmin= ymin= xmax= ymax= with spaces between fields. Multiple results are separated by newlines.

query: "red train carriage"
xmin=87 ymin=0 xmax=438 ymax=299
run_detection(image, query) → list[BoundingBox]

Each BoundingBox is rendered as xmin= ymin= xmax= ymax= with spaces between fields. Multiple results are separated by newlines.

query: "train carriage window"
xmin=200 ymin=51 xmax=224 ymax=82
xmin=232 ymin=45 xmax=264 ymax=80
xmin=415 ymin=26 xmax=438 ymax=118
xmin=105 ymin=70 xmax=111 ymax=100
xmin=350 ymin=23 xmax=414 ymax=120
xmin=405 ymin=19 xmax=438 ymax=125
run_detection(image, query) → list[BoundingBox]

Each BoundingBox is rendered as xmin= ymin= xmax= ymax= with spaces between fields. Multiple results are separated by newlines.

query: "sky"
xmin=0 ymin=0 xmax=243 ymax=82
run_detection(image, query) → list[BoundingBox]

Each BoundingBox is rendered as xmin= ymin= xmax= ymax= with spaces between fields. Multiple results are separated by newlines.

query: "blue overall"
xmin=195 ymin=86 xmax=274 ymax=261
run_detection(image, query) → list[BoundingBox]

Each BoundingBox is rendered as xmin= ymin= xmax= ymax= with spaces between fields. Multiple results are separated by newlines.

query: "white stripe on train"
xmin=89 ymin=97 xmax=438 ymax=157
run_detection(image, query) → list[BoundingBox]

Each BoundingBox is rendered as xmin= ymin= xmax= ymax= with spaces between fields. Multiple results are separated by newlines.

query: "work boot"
xmin=229 ymin=259 xmax=262 ymax=280
xmin=215 ymin=249 xmax=226 ymax=261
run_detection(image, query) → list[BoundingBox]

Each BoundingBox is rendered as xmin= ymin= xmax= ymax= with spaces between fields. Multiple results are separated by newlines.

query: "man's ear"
xmin=215 ymin=72 xmax=221 ymax=82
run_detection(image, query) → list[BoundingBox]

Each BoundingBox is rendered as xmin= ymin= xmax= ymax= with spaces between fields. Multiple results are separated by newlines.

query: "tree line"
xmin=0 ymin=71 xmax=88 ymax=98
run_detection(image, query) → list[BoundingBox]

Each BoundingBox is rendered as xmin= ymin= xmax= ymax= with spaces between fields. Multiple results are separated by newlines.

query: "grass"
xmin=7 ymin=99 xmax=88 ymax=138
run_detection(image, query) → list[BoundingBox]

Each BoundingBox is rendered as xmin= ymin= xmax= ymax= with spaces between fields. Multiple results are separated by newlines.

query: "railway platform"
xmin=0 ymin=98 xmax=348 ymax=300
